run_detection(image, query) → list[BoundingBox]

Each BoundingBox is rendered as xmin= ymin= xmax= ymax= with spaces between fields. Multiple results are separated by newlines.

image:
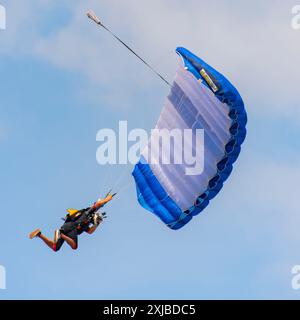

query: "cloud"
xmin=0 ymin=0 xmax=52 ymax=54
xmin=36 ymin=0 xmax=300 ymax=121
xmin=220 ymin=148 xmax=300 ymax=248
xmin=2 ymin=0 xmax=300 ymax=120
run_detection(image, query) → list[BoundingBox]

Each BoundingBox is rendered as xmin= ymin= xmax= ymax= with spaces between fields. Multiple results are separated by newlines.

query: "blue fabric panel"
xmin=132 ymin=157 xmax=182 ymax=225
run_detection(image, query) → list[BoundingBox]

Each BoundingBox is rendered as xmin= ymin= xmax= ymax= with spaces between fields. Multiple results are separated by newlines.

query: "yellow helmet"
xmin=66 ymin=209 xmax=79 ymax=216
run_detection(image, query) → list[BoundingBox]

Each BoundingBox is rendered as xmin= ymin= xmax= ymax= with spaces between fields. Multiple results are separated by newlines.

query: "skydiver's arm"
xmin=91 ymin=194 xmax=113 ymax=211
xmin=86 ymin=225 xmax=98 ymax=235
xmin=86 ymin=214 xmax=103 ymax=234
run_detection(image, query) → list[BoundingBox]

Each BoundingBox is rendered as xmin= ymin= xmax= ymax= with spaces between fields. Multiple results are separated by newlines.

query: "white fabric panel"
xmin=142 ymin=67 xmax=232 ymax=211
xmin=176 ymin=69 xmax=231 ymax=142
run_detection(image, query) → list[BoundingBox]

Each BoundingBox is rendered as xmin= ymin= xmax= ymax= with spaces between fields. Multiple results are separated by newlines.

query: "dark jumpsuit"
xmin=54 ymin=209 xmax=91 ymax=252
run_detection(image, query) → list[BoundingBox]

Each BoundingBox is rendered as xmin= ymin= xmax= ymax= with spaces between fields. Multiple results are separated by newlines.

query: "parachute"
xmin=86 ymin=12 xmax=247 ymax=230
xmin=132 ymin=47 xmax=247 ymax=230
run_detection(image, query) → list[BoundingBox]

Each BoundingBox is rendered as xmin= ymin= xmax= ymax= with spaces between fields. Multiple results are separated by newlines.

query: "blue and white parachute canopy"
xmin=132 ymin=47 xmax=247 ymax=230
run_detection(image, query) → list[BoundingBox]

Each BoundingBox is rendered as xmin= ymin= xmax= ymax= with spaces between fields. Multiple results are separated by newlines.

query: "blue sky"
xmin=1 ymin=0 xmax=300 ymax=299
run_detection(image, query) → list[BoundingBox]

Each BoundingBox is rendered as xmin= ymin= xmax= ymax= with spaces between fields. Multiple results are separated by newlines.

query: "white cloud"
xmin=1 ymin=0 xmax=300 ymax=120
xmin=0 ymin=0 xmax=54 ymax=53
xmin=221 ymin=150 xmax=300 ymax=246
xmin=37 ymin=0 xmax=300 ymax=121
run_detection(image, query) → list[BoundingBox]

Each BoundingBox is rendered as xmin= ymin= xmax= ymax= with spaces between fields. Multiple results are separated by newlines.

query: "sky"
xmin=0 ymin=0 xmax=300 ymax=299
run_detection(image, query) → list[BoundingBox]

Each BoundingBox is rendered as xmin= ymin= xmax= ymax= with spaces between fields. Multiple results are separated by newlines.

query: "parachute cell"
xmin=132 ymin=47 xmax=247 ymax=230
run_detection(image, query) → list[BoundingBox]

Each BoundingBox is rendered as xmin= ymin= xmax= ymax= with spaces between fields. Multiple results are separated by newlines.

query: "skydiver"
xmin=29 ymin=193 xmax=114 ymax=252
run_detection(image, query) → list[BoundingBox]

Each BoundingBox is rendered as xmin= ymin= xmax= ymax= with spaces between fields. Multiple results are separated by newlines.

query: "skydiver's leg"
xmin=60 ymin=229 xmax=78 ymax=250
xmin=29 ymin=228 xmax=64 ymax=252
xmin=53 ymin=239 xmax=64 ymax=251
xmin=59 ymin=222 xmax=77 ymax=250
xmin=39 ymin=233 xmax=64 ymax=252
xmin=38 ymin=233 xmax=55 ymax=249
